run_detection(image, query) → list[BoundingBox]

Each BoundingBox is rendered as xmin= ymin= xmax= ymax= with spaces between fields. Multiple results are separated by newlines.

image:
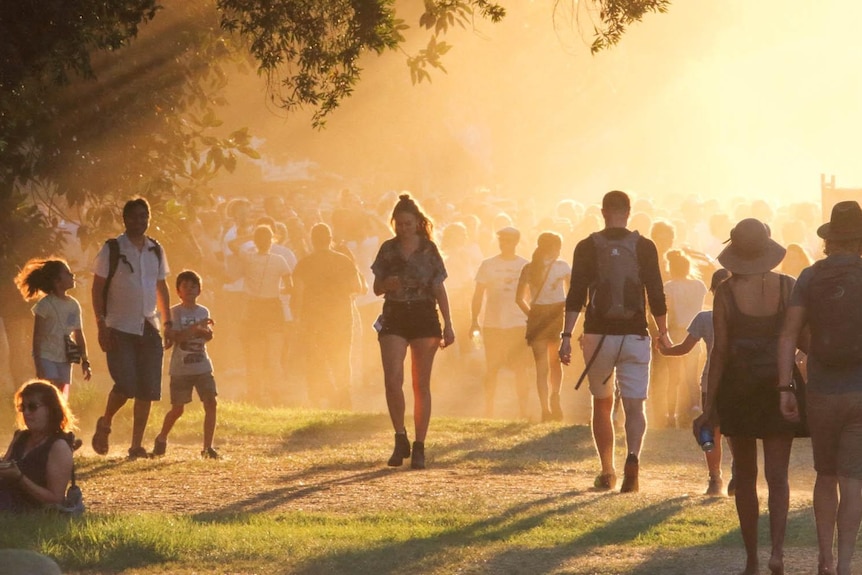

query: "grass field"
xmin=0 ymin=376 xmax=857 ymax=575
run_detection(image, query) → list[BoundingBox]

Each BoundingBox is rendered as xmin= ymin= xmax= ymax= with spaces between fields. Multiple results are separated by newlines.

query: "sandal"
xmin=127 ymin=446 xmax=149 ymax=460
xmin=152 ymin=437 xmax=167 ymax=457
xmin=91 ymin=417 xmax=111 ymax=455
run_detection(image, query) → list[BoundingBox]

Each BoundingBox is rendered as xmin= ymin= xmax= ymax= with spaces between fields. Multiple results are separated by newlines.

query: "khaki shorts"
xmin=808 ymin=391 xmax=862 ymax=479
xmin=582 ymin=333 xmax=651 ymax=400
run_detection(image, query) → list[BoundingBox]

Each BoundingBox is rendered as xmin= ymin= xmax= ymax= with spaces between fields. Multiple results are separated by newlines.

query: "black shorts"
xmin=378 ymin=300 xmax=442 ymax=341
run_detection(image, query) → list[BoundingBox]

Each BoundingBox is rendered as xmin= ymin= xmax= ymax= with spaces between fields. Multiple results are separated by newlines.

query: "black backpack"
xmin=807 ymin=258 xmax=862 ymax=367
xmin=588 ymin=230 xmax=643 ymax=321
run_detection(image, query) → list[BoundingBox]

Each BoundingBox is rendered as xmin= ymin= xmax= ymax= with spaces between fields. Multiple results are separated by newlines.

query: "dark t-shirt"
xmin=790 ymin=254 xmax=862 ymax=395
xmin=293 ymin=249 xmax=361 ymax=338
xmin=565 ymin=227 xmax=667 ymax=336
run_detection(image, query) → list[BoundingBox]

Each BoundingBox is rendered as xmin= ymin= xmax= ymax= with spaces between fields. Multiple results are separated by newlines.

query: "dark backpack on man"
xmin=806 ymin=258 xmax=862 ymax=367
xmin=588 ymin=230 xmax=643 ymax=321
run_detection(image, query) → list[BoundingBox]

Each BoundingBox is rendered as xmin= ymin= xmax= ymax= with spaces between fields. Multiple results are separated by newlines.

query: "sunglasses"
xmin=18 ymin=401 xmax=44 ymax=413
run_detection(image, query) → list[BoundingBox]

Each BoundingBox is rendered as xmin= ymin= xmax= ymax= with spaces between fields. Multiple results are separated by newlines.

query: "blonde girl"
xmin=14 ymin=258 xmax=91 ymax=397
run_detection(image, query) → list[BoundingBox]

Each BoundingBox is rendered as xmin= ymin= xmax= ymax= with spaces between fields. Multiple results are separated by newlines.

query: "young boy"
xmin=152 ymin=270 xmax=219 ymax=459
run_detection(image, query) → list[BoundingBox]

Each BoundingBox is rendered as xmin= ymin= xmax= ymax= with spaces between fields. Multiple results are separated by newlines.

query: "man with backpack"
xmin=778 ymin=200 xmax=862 ymax=575
xmin=558 ymin=190 xmax=670 ymax=493
xmin=90 ymin=198 xmax=171 ymax=460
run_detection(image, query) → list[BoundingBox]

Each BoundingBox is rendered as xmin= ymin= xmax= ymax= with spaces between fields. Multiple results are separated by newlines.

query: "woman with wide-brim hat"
xmin=694 ymin=217 xmax=796 ymax=575
xmin=777 ymin=200 xmax=862 ymax=575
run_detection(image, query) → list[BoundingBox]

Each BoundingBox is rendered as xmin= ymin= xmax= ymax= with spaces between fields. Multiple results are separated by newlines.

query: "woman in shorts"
xmin=516 ymin=232 xmax=570 ymax=422
xmin=371 ymin=193 xmax=455 ymax=470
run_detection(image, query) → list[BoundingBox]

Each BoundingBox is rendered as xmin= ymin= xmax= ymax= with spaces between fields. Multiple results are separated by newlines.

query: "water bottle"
xmin=698 ymin=425 xmax=715 ymax=452
xmin=470 ymin=328 xmax=482 ymax=350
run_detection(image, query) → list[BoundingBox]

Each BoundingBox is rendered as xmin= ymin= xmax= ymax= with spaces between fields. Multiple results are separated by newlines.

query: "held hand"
xmin=657 ymin=332 xmax=673 ymax=350
xmin=558 ymin=338 xmax=573 ymax=366
xmin=440 ymin=325 xmax=455 ymax=348
xmin=779 ymin=390 xmax=800 ymax=422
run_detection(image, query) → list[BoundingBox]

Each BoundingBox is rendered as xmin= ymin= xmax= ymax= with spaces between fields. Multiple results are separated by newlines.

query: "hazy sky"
xmin=215 ymin=0 xmax=862 ymax=212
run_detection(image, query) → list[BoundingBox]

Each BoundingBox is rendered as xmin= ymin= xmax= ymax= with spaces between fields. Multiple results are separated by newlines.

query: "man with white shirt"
xmin=90 ymin=198 xmax=171 ymax=460
xmin=470 ymin=227 xmax=531 ymax=418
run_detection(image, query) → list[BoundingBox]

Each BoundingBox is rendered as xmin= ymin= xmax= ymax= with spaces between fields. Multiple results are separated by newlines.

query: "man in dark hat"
xmin=559 ymin=190 xmax=670 ymax=493
xmin=778 ymin=200 xmax=862 ymax=575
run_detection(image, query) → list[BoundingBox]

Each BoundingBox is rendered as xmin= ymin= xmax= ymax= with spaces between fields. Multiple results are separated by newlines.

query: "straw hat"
xmin=716 ymin=218 xmax=786 ymax=275
xmin=817 ymin=201 xmax=862 ymax=241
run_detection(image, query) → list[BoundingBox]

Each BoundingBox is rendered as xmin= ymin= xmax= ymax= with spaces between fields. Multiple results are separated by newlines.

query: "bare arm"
xmin=777 ymin=304 xmax=806 ymax=422
xmin=32 ymin=316 xmax=46 ymax=377
xmin=470 ymin=283 xmax=486 ymax=331
xmin=433 ymin=282 xmax=455 ymax=348
xmin=156 ymin=279 xmax=172 ymax=348
xmin=658 ymin=333 xmax=700 ymax=356
xmin=73 ymin=328 xmax=92 ymax=381
xmin=514 ymin=271 xmax=530 ymax=317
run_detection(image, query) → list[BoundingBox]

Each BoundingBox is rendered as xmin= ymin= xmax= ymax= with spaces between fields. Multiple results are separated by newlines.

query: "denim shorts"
xmin=106 ymin=322 xmax=163 ymax=401
xmin=35 ymin=357 xmax=72 ymax=384
xmin=378 ymin=299 xmax=442 ymax=341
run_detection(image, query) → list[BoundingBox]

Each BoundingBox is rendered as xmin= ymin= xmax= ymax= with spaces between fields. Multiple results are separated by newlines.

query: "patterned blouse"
xmin=371 ymin=237 xmax=448 ymax=302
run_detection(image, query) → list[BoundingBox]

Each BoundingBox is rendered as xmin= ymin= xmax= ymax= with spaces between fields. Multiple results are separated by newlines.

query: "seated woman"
xmin=0 ymin=379 xmax=76 ymax=511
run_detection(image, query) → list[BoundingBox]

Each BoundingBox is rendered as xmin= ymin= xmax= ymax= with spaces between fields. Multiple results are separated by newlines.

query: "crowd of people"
xmin=1 ymin=187 xmax=862 ymax=575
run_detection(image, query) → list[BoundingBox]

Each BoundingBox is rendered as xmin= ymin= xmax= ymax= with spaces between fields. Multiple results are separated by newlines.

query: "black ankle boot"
xmin=410 ymin=441 xmax=425 ymax=470
xmin=387 ymin=432 xmax=411 ymax=467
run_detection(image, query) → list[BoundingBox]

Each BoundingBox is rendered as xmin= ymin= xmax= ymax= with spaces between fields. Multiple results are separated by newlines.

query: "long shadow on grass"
xmin=279 ymin=492 xmax=687 ymax=575
xmin=191 ymin=467 xmax=396 ymax=519
xmin=438 ymin=424 xmax=597 ymax=471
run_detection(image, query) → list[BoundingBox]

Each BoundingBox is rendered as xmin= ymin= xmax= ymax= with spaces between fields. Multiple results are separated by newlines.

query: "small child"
xmin=14 ymin=258 xmax=92 ymax=398
xmin=152 ymin=270 xmax=219 ymax=459
xmin=659 ymin=268 xmax=732 ymax=496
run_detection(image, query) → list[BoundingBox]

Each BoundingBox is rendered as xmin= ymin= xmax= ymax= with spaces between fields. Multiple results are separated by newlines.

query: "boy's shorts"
xmin=169 ymin=373 xmax=218 ymax=405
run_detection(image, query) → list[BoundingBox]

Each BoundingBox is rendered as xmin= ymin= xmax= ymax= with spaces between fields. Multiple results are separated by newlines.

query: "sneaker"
xmin=593 ymin=472 xmax=617 ymax=490
xmin=727 ymin=476 xmax=737 ymax=497
xmin=705 ymin=477 xmax=724 ymax=496
xmin=620 ymin=454 xmax=639 ymax=493
xmin=201 ymin=447 xmax=220 ymax=459
xmin=152 ymin=437 xmax=167 ymax=457
xmin=127 ymin=446 xmax=149 ymax=460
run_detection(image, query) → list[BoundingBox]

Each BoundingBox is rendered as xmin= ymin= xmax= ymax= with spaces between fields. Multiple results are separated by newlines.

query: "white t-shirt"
xmin=524 ymin=259 xmax=571 ymax=305
xmin=241 ymin=252 xmax=291 ymax=299
xmin=475 ymin=255 xmax=528 ymax=329
xmin=169 ymin=303 xmax=214 ymax=376
xmin=93 ymin=234 xmax=169 ymax=335
xmin=32 ymin=294 xmax=83 ymax=363
xmin=664 ymin=277 xmax=707 ymax=331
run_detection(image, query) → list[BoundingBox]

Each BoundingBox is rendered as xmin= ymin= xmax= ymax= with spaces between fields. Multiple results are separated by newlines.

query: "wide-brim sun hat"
xmin=717 ymin=218 xmax=786 ymax=275
xmin=817 ymin=200 xmax=862 ymax=241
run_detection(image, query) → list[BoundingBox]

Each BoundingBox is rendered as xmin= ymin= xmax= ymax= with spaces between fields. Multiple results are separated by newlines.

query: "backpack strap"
xmin=102 ymin=236 xmax=163 ymax=313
